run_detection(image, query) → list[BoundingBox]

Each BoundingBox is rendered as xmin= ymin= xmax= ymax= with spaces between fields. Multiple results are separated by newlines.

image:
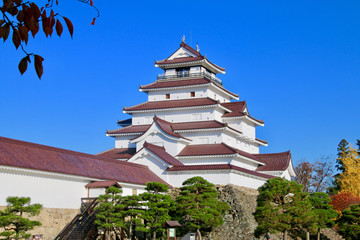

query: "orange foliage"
xmin=330 ymin=192 xmax=360 ymax=212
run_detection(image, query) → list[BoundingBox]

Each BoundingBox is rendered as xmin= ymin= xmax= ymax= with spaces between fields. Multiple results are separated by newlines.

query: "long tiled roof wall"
xmin=0 ymin=137 xmax=167 ymax=185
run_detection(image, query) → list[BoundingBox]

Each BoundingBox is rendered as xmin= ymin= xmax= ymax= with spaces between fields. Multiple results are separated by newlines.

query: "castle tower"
xmin=98 ymin=41 xmax=295 ymax=189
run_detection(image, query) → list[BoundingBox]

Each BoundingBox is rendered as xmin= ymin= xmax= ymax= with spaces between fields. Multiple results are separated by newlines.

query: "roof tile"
xmin=0 ymin=136 xmax=167 ymax=186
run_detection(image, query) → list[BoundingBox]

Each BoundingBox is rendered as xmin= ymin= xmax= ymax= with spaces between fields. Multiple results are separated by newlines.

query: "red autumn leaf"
xmin=18 ymin=56 xmax=30 ymax=75
xmin=91 ymin=18 xmax=96 ymax=26
xmin=30 ymin=3 xmax=41 ymax=20
xmin=18 ymin=25 xmax=29 ymax=44
xmin=55 ymin=19 xmax=63 ymax=36
xmin=12 ymin=29 xmax=21 ymax=49
xmin=63 ymin=17 xmax=73 ymax=38
xmin=34 ymin=55 xmax=44 ymax=79
xmin=16 ymin=10 xmax=25 ymax=22
xmin=2 ymin=23 xmax=10 ymax=42
xmin=90 ymin=0 xmax=94 ymax=6
xmin=56 ymin=0 xmax=59 ymax=5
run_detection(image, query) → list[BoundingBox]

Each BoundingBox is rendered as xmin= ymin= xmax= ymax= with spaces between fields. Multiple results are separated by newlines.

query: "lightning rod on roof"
xmin=196 ymin=43 xmax=200 ymax=52
xmin=182 ymin=35 xmax=185 ymax=43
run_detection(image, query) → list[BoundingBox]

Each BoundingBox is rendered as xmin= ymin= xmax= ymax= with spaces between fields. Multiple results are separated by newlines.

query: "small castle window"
xmin=132 ymin=189 xmax=137 ymax=195
xmin=166 ymin=94 xmax=170 ymax=99
xmin=191 ymin=92 xmax=195 ymax=97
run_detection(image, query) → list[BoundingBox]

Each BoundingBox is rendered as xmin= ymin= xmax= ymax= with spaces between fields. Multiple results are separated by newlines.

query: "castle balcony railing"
xmin=157 ymin=72 xmax=223 ymax=85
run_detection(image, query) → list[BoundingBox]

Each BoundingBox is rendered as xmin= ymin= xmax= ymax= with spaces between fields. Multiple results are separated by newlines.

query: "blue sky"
xmin=1 ymin=1 xmax=359 ymax=165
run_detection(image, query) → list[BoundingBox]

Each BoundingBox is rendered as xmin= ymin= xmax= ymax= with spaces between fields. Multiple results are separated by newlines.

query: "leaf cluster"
xmin=0 ymin=197 xmax=42 ymax=240
xmin=0 ymin=0 xmax=75 ymax=78
xmin=175 ymin=177 xmax=229 ymax=235
xmin=337 ymin=203 xmax=360 ymax=240
xmin=254 ymin=178 xmax=316 ymax=238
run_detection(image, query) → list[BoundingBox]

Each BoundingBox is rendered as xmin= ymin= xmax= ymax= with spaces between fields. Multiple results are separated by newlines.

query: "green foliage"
xmin=254 ymin=178 xmax=315 ymax=238
xmin=329 ymin=139 xmax=349 ymax=195
xmin=94 ymin=186 xmax=125 ymax=239
xmin=138 ymin=182 xmax=172 ymax=240
xmin=0 ymin=197 xmax=42 ymax=240
xmin=309 ymin=192 xmax=337 ymax=230
xmin=121 ymin=194 xmax=143 ymax=239
xmin=337 ymin=203 xmax=360 ymax=240
xmin=175 ymin=176 xmax=229 ymax=238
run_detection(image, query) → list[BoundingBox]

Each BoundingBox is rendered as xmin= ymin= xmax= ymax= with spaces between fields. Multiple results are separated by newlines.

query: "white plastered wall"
xmin=131 ymin=108 xmax=217 ymax=125
xmin=115 ymin=136 xmax=137 ymax=148
xmin=147 ymin=87 xmax=208 ymax=101
xmin=167 ymin=170 xmax=231 ymax=187
xmin=0 ymin=166 xmax=147 ymax=209
xmin=229 ymin=172 xmax=266 ymax=189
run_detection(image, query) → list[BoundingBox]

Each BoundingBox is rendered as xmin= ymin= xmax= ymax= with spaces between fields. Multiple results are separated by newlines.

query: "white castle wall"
xmin=147 ymin=87 xmax=208 ymax=101
xmin=115 ymin=136 xmax=137 ymax=148
xmin=131 ymin=107 xmax=220 ymax=125
xmin=167 ymin=171 xmax=231 ymax=187
xmin=0 ymin=166 xmax=146 ymax=209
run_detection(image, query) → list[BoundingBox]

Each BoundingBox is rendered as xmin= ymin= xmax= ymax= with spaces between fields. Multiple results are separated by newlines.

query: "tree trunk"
xmin=317 ymin=230 xmax=320 ymax=240
xmin=152 ymin=230 xmax=156 ymax=240
xmin=197 ymin=229 xmax=202 ymax=240
xmin=306 ymin=231 xmax=310 ymax=240
xmin=283 ymin=230 xmax=288 ymax=240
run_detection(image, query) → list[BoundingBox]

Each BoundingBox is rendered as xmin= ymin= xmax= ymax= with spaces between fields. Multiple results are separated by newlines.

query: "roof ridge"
xmin=123 ymin=101 xmax=148 ymax=111
xmin=253 ymin=150 xmax=291 ymax=156
xmin=95 ymin=147 xmax=117 ymax=155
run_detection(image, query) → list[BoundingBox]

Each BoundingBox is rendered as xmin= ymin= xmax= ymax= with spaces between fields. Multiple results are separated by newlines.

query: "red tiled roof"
xmin=177 ymin=143 xmax=258 ymax=161
xmin=255 ymin=138 xmax=268 ymax=145
xmin=153 ymin=116 xmax=183 ymax=139
xmin=254 ymin=151 xmax=292 ymax=172
xmin=107 ymin=120 xmax=227 ymax=135
xmin=156 ymin=56 xmax=204 ymax=65
xmin=180 ymin=42 xmax=202 ymax=57
xmin=155 ymin=42 xmax=225 ymax=72
xmin=96 ymin=148 xmax=136 ymax=159
xmin=140 ymin=78 xmax=210 ymax=89
xmin=0 ymin=136 xmax=168 ymax=186
xmin=107 ymin=125 xmax=150 ymax=135
xmin=167 ymin=164 xmax=274 ymax=179
xmin=140 ymin=78 xmax=238 ymax=98
xmin=130 ymin=116 xmax=190 ymax=142
xmin=171 ymin=120 xmax=226 ymax=131
xmin=143 ymin=142 xmax=184 ymax=167
xmin=221 ymin=101 xmax=264 ymax=124
xmin=123 ymin=98 xmax=218 ymax=112
xmin=85 ymin=180 xmax=122 ymax=189
xmin=221 ymin=101 xmax=247 ymax=117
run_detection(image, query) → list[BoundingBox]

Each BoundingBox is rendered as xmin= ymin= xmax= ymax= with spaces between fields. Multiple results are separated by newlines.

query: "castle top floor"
xmin=154 ymin=40 xmax=225 ymax=85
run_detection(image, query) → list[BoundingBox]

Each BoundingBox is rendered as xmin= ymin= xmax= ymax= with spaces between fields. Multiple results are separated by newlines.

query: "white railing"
xmin=157 ymin=72 xmax=222 ymax=85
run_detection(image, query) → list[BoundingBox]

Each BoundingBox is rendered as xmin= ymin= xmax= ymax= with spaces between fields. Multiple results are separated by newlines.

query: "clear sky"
xmin=1 ymin=1 xmax=359 ymax=165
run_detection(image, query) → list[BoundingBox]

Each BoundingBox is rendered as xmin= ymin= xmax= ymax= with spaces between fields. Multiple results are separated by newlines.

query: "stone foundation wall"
xmin=0 ymin=206 xmax=79 ymax=240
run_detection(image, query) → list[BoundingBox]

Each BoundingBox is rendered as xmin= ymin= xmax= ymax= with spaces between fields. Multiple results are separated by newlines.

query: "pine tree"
xmin=309 ymin=192 xmax=337 ymax=240
xmin=122 ymin=194 xmax=143 ymax=239
xmin=328 ymin=139 xmax=350 ymax=195
xmin=338 ymin=146 xmax=360 ymax=197
xmin=175 ymin=176 xmax=229 ymax=240
xmin=337 ymin=203 xmax=360 ymax=240
xmin=138 ymin=182 xmax=172 ymax=240
xmin=94 ymin=186 xmax=125 ymax=240
xmin=254 ymin=178 xmax=316 ymax=240
xmin=0 ymin=197 xmax=42 ymax=240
